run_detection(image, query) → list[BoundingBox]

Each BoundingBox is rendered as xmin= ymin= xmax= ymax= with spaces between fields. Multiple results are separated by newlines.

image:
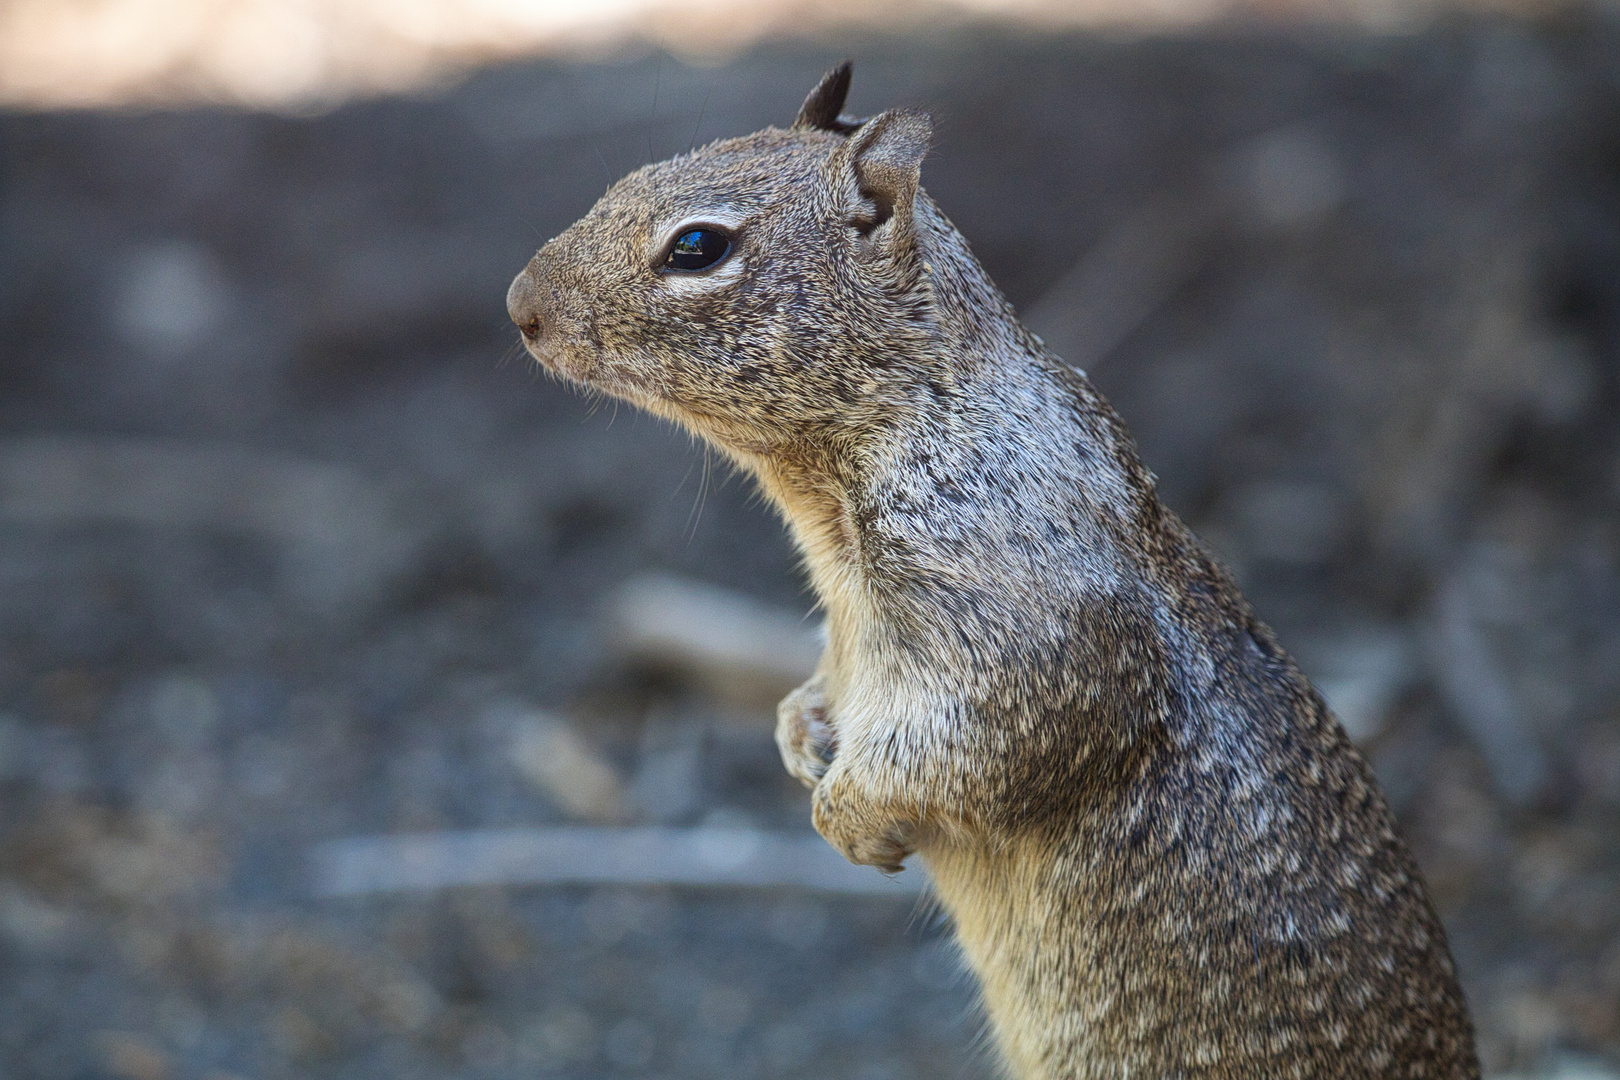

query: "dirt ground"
xmin=2 ymin=12 xmax=1619 ymax=1079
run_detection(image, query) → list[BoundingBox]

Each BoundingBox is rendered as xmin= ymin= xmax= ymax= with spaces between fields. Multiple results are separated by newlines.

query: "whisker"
xmin=688 ymin=87 xmax=713 ymax=154
xmin=685 ymin=442 xmax=715 ymax=543
xmin=496 ymin=339 xmax=527 ymax=369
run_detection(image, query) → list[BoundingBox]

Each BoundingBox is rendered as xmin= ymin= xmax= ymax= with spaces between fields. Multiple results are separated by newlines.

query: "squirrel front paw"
xmin=812 ymin=769 xmax=916 ymax=874
xmin=776 ymin=674 xmax=835 ymax=789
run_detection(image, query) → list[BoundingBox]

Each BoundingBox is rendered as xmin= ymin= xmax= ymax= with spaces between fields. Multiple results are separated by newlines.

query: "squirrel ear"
xmin=793 ymin=61 xmax=865 ymax=134
xmin=841 ymin=108 xmax=933 ymax=240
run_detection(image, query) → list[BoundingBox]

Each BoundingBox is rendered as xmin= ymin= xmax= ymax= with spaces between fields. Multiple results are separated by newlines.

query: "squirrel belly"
xmin=508 ymin=62 xmax=1480 ymax=1080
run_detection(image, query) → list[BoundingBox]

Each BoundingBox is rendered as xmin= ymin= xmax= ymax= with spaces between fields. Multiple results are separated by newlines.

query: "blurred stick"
xmin=1023 ymin=123 xmax=1346 ymax=373
xmin=609 ymin=572 xmax=821 ymax=707
xmin=1022 ymin=193 xmax=1212 ymax=374
xmin=310 ymin=826 xmax=922 ymax=897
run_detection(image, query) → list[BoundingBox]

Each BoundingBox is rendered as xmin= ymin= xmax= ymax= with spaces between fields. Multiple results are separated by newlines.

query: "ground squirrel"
xmin=507 ymin=63 xmax=1479 ymax=1080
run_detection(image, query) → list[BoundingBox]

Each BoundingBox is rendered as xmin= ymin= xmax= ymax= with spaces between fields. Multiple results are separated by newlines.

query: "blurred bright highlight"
xmin=0 ymin=0 xmax=1571 ymax=111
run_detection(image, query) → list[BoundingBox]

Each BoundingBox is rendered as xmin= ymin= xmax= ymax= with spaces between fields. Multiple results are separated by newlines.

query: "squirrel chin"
xmin=526 ymin=339 xmax=622 ymax=394
xmin=521 ymin=339 xmax=579 ymax=381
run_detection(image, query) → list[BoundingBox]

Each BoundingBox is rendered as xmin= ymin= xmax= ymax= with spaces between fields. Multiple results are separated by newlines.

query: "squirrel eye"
xmin=664 ymin=228 xmax=731 ymax=272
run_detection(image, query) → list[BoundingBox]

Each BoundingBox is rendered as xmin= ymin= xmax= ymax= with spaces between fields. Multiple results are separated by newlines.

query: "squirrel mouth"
xmin=522 ymin=337 xmax=593 ymax=384
xmin=519 ymin=332 xmax=666 ymax=413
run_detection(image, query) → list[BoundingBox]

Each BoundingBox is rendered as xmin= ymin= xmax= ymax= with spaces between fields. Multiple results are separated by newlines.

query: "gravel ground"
xmin=2 ymin=14 xmax=1619 ymax=1079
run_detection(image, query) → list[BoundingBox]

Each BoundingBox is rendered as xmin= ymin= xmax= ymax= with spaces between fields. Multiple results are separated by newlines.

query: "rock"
xmin=1224 ymin=122 xmax=1346 ymax=231
xmin=491 ymin=699 xmax=628 ymax=823
xmin=115 ymin=241 xmax=233 ymax=356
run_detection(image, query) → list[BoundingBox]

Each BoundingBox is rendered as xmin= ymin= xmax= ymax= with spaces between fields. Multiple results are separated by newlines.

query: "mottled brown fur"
xmin=507 ymin=64 xmax=1479 ymax=1080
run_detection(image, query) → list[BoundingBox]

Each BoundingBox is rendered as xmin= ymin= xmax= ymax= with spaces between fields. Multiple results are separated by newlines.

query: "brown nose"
xmin=506 ymin=265 xmax=544 ymax=340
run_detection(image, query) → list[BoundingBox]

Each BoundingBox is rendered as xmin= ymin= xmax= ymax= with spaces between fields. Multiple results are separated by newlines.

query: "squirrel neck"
xmin=744 ymin=200 xmax=1205 ymax=709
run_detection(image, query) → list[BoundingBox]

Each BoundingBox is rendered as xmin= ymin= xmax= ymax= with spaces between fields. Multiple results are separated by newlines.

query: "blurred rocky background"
xmin=2 ymin=3 xmax=1620 ymax=1079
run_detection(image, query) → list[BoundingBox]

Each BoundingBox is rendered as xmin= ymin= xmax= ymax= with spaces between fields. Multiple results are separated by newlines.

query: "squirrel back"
xmin=508 ymin=63 xmax=1479 ymax=1080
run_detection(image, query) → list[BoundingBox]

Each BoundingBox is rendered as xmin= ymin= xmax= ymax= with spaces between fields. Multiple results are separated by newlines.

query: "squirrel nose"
xmin=507 ymin=266 xmax=544 ymax=341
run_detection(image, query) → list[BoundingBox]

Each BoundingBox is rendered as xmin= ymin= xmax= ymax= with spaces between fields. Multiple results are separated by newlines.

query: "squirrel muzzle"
xmin=507 ymin=255 xmax=594 ymax=380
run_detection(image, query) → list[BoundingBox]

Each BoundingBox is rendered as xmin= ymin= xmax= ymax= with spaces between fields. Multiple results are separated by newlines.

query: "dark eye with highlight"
xmin=664 ymin=228 xmax=731 ymax=272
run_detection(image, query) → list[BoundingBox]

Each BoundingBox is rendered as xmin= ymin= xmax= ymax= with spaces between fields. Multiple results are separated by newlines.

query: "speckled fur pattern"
xmin=507 ymin=64 xmax=1479 ymax=1080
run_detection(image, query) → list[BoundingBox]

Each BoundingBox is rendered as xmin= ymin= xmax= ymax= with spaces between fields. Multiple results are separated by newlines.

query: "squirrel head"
xmin=507 ymin=64 xmax=938 ymax=457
